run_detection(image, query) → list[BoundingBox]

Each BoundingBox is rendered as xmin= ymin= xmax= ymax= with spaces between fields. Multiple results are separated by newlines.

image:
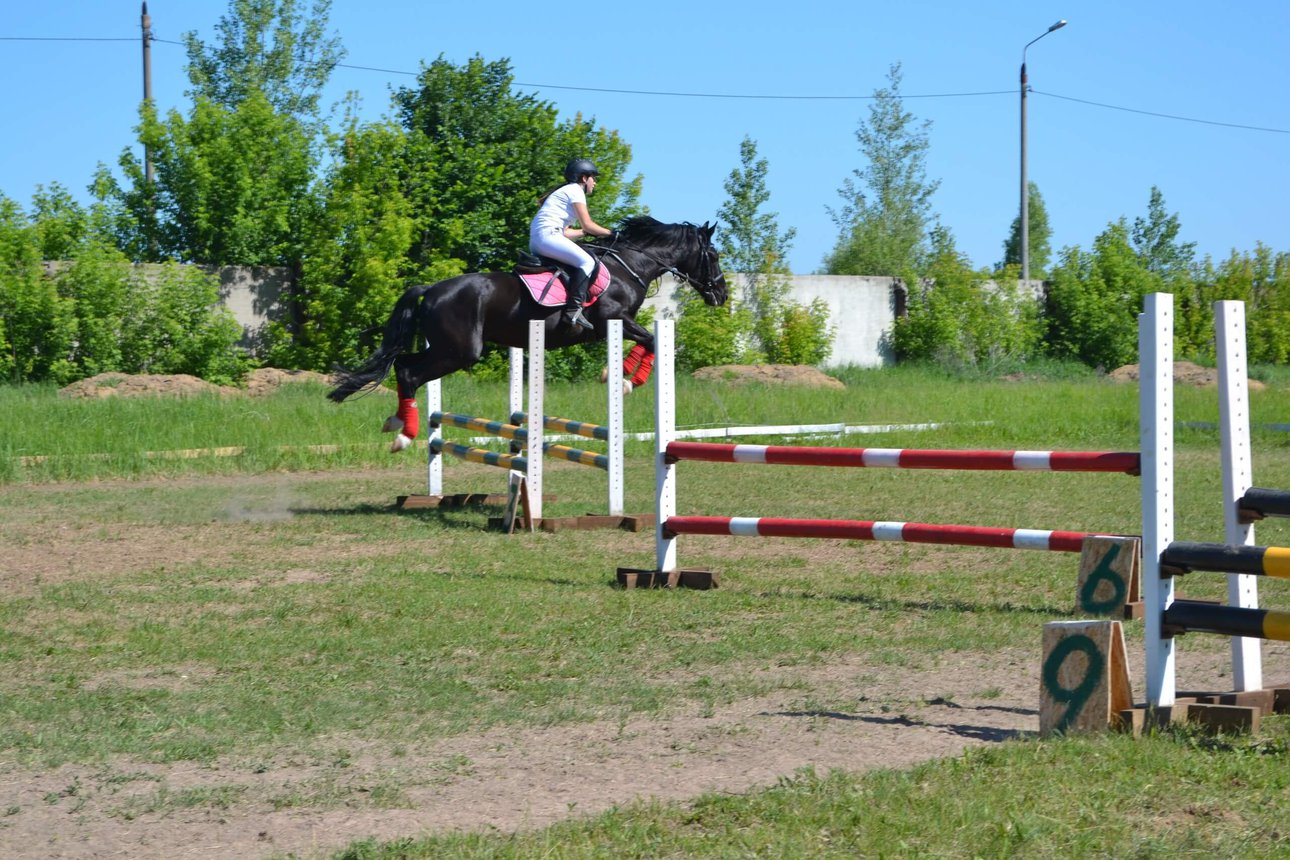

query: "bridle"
xmin=587 ymin=225 xmax=724 ymax=297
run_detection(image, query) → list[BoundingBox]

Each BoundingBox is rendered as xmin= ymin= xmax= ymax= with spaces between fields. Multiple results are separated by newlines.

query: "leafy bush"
xmin=118 ymin=262 xmax=251 ymax=385
xmin=761 ymin=297 xmax=834 ymax=365
xmin=674 ymin=290 xmax=755 ymax=372
xmin=1043 ymin=221 xmax=1164 ymax=370
xmin=1 ymin=191 xmax=252 ymax=386
xmin=892 ymin=250 xmax=1042 ymax=368
xmin=0 ymin=196 xmax=78 ymax=383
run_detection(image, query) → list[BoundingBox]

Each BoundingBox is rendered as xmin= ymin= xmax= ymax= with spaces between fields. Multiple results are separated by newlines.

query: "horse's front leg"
xmin=618 ymin=319 xmax=657 ymax=389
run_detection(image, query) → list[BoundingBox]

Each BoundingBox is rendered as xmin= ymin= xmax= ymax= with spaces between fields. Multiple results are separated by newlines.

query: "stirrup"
xmin=563 ymin=308 xmax=593 ymax=331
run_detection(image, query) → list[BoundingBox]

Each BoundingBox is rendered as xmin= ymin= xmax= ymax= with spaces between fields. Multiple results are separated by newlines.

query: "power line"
xmin=0 ymin=36 xmax=135 ymax=42
xmin=4 ymin=33 xmax=1287 ymax=134
xmin=1033 ymin=90 xmax=1290 ymax=135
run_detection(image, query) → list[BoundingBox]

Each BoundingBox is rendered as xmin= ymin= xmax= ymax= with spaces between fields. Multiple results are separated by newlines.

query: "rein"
xmin=587 ymin=227 xmax=720 ymax=295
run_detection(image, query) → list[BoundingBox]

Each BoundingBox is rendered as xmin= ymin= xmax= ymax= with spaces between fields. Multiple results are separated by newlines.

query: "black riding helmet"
xmin=564 ymin=158 xmax=599 ymax=183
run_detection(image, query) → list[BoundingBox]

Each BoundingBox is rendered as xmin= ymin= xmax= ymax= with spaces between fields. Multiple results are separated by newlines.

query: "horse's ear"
xmin=702 ymin=221 xmax=716 ymax=240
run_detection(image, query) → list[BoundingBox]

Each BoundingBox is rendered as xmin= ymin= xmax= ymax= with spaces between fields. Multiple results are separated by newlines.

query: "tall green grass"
xmin=7 ymin=364 xmax=1287 ymax=485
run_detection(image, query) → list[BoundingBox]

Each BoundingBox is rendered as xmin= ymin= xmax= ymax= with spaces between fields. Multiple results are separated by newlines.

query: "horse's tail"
xmin=327 ymin=284 xmax=434 ymax=402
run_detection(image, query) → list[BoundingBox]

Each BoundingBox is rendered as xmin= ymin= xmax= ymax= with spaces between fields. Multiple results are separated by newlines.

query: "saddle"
xmin=514 ymin=251 xmax=571 ymax=279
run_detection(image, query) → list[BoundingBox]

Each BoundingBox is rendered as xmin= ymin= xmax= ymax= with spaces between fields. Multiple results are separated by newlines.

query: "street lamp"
xmin=1020 ymin=19 xmax=1066 ymax=282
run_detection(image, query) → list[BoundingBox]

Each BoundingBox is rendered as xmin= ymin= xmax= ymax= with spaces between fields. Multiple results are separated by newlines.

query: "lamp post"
xmin=1020 ymin=19 xmax=1066 ymax=282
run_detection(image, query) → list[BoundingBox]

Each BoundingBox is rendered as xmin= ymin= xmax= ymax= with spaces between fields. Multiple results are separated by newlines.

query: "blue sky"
xmin=2 ymin=1 xmax=1286 ymax=274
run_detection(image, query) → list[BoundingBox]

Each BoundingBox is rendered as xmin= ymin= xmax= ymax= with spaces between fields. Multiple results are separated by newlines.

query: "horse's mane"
xmin=593 ymin=216 xmax=703 ymax=251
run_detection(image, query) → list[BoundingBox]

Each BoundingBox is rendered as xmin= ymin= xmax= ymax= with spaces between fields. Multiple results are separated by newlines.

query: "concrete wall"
xmin=642 ymin=273 xmax=900 ymax=367
xmin=213 ymin=269 xmax=1042 ymax=369
xmin=214 ymin=266 xmax=293 ymax=353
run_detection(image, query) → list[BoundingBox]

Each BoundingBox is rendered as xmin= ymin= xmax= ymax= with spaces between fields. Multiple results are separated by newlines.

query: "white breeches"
xmin=529 ymin=229 xmax=595 ymax=276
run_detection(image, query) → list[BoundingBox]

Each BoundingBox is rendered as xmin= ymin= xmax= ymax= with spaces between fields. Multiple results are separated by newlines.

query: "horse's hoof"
xmin=623 ymin=379 xmax=634 ymax=396
xmin=381 ymin=415 xmax=404 ymax=434
xmin=599 ymin=367 xmax=609 ymax=383
xmin=389 ymin=434 xmax=413 ymax=453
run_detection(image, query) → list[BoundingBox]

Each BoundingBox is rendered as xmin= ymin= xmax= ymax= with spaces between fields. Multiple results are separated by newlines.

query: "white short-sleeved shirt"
xmin=530 ymin=182 xmax=586 ymax=237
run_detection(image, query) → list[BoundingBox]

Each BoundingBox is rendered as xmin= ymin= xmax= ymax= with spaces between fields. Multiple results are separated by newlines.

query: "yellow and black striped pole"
xmin=1160 ymin=541 xmax=1290 ymax=579
xmin=1163 ymin=599 xmax=1290 ymax=642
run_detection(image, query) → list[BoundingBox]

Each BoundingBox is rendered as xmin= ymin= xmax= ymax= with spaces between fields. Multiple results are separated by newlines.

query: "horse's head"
xmin=602 ymin=217 xmax=728 ymax=306
xmin=686 ymin=221 xmax=728 ymax=307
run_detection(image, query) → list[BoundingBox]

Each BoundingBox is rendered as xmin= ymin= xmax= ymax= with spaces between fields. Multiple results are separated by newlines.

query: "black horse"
xmin=327 ymin=216 xmax=728 ymax=450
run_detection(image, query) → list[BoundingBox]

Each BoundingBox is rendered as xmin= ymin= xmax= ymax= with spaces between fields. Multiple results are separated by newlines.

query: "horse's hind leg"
xmin=384 ymin=348 xmax=479 ymax=452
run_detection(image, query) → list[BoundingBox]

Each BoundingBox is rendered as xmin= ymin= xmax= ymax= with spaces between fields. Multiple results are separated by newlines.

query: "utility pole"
xmin=1020 ymin=19 xmax=1066 ymax=282
xmin=141 ymin=1 xmax=154 ymax=186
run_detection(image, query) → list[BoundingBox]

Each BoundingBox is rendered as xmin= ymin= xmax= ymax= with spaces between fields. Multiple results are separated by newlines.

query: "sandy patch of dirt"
xmin=0 ymin=654 xmax=1041 ymax=859
xmin=4 ymin=642 xmax=1278 ymax=860
xmin=692 ymin=364 xmax=845 ymax=389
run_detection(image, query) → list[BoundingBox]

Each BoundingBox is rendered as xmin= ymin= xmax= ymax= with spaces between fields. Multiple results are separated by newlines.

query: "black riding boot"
xmin=561 ymin=268 xmax=594 ymax=331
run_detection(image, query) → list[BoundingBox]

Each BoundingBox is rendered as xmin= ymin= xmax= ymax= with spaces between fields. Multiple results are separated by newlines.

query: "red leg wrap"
xmin=629 ymin=352 xmax=655 ymax=387
xmin=397 ymin=397 xmax=419 ymax=439
xmin=623 ymin=343 xmax=648 ymax=377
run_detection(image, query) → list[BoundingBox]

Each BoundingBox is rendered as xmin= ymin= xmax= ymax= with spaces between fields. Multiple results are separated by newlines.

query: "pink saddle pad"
xmin=518 ymin=265 xmax=610 ymax=307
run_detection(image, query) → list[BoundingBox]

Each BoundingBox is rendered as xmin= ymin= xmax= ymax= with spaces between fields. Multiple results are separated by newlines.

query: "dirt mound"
xmin=59 ymin=368 xmax=337 ymax=399
xmin=1107 ymin=360 xmax=1266 ymax=391
xmin=242 ymin=367 xmax=336 ymax=395
xmin=692 ymin=364 xmax=845 ymax=389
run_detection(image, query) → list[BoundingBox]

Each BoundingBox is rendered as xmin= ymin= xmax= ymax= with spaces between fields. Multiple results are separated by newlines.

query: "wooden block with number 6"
xmin=1076 ymin=536 xmax=1141 ymax=617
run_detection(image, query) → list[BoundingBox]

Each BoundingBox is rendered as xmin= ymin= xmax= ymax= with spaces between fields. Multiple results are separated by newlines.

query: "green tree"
xmin=1191 ymin=245 xmax=1290 ymax=365
xmin=29 ymin=183 xmax=91 ymax=261
xmin=111 ymin=94 xmax=320 ymax=265
xmin=825 ymin=63 xmax=940 ymax=276
xmin=714 ymin=136 xmax=831 ymax=365
xmin=272 ymin=118 xmax=424 ymax=370
xmin=1132 ymin=186 xmax=1196 ymax=281
xmin=104 ymin=0 xmax=335 ymax=265
xmin=392 ymin=55 xmax=640 ymax=274
xmin=1000 ymin=182 xmax=1052 ymax=277
xmin=183 ymin=0 xmax=344 ymax=126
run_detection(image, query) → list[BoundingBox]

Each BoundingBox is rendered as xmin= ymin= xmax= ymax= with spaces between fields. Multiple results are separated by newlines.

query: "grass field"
xmin=1 ymin=366 xmax=1288 ymax=858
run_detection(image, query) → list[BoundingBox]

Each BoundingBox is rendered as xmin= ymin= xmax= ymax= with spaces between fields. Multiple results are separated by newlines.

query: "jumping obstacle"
xmin=1129 ymin=296 xmax=1290 ymax=731
xmin=618 ymin=319 xmax=1142 ymax=593
xmin=399 ymin=319 xmax=649 ymax=532
xmin=624 ymin=297 xmax=1288 ymax=731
